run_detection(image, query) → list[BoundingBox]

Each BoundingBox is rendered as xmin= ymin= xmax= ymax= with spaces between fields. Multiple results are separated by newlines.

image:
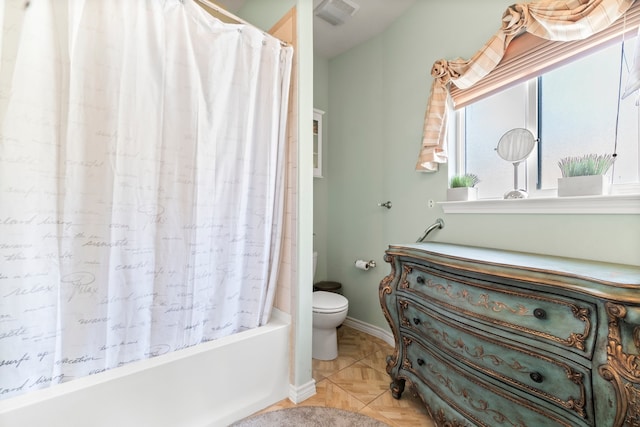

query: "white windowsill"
xmin=439 ymin=194 xmax=640 ymax=214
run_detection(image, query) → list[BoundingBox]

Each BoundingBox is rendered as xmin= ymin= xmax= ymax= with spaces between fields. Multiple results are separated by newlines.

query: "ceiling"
xmin=213 ymin=0 xmax=416 ymax=58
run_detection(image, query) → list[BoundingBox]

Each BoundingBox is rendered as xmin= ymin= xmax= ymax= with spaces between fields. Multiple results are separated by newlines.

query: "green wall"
xmin=318 ymin=0 xmax=640 ymax=331
xmin=236 ymin=0 xmax=295 ymax=30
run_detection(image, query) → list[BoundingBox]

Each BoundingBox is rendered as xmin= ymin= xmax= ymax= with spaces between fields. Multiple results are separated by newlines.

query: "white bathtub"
xmin=0 ymin=310 xmax=290 ymax=427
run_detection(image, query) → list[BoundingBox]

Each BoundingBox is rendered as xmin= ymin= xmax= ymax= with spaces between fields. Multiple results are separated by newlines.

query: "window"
xmin=456 ymin=35 xmax=640 ymax=200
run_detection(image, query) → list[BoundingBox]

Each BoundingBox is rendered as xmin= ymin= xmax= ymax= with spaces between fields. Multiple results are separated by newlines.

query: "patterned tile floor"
xmin=257 ymin=325 xmax=436 ymax=426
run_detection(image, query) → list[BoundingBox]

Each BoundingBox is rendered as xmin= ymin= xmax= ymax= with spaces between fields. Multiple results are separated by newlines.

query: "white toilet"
xmin=312 ymin=252 xmax=349 ymax=360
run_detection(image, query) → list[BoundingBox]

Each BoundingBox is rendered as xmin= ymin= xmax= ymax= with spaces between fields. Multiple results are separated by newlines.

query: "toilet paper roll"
xmin=354 ymin=260 xmax=370 ymax=270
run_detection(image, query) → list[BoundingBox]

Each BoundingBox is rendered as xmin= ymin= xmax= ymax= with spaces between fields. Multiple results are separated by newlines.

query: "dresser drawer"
xmin=401 ymin=333 xmax=583 ymax=427
xmin=399 ymin=262 xmax=596 ymax=356
xmin=399 ymin=299 xmax=592 ymax=423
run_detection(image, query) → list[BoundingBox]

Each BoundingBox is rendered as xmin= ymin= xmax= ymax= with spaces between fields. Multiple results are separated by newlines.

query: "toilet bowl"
xmin=312 ymin=291 xmax=348 ymax=360
xmin=311 ymin=252 xmax=349 ymax=360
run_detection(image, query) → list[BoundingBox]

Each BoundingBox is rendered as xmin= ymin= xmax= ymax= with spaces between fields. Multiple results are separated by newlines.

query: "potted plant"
xmin=557 ymin=153 xmax=615 ymax=197
xmin=447 ymin=173 xmax=480 ymax=201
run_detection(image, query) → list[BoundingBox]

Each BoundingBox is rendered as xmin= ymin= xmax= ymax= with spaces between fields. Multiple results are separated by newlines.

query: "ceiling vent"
xmin=314 ymin=0 xmax=360 ymax=26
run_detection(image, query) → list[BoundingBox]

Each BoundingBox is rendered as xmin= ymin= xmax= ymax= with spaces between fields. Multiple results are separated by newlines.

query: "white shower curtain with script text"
xmin=0 ymin=0 xmax=292 ymax=400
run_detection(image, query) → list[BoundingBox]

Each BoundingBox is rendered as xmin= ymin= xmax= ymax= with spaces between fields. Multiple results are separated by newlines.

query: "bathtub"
xmin=0 ymin=309 xmax=290 ymax=427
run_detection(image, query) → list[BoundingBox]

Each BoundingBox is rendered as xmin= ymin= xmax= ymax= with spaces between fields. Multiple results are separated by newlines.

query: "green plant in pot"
xmin=450 ymin=173 xmax=480 ymax=188
xmin=557 ymin=153 xmax=615 ymax=197
xmin=447 ymin=173 xmax=480 ymax=201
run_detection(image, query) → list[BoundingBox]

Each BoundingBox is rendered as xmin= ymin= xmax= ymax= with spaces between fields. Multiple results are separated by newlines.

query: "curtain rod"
xmin=193 ymin=0 xmax=289 ymax=47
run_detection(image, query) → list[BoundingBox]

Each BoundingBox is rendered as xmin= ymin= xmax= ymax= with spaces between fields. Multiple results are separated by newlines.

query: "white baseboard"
xmin=343 ymin=317 xmax=394 ymax=347
xmin=288 ymin=379 xmax=316 ymax=404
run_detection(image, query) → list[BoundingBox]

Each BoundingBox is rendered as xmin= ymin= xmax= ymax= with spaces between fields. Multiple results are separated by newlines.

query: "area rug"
xmin=229 ymin=406 xmax=391 ymax=427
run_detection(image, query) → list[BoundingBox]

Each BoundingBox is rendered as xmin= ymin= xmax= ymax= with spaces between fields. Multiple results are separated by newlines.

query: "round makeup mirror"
xmin=496 ymin=128 xmax=536 ymax=199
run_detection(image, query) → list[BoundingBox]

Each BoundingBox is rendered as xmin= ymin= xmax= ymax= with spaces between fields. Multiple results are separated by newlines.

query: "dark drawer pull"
xmin=413 ymin=317 xmax=421 ymax=325
xmin=417 ymin=358 xmax=425 ymax=366
xmin=533 ymin=308 xmax=547 ymax=319
xmin=416 ymin=276 xmax=425 ymax=284
xmin=530 ymin=372 xmax=544 ymax=383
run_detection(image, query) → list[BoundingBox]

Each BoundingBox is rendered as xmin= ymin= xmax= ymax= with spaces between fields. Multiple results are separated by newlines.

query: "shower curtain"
xmin=0 ymin=0 xmax=292 ymax=400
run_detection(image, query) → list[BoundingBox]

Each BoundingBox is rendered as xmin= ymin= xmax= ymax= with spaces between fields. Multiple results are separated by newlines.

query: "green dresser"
xmin=379 ymin=243 xmax=640 ymax=427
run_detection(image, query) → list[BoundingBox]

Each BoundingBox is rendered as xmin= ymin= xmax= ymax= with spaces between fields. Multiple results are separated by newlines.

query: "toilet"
xmin=312 ymin=252 xmax=349 ymax=360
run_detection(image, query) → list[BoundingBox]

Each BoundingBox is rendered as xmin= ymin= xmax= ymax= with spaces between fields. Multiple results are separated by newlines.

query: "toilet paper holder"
xmin=354 ymin=259 xmax=376 ymax=270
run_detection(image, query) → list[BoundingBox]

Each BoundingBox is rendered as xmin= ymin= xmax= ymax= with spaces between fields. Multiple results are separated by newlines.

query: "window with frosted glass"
xmin=540 ymin=37 xmax=639 ymax=189
xmin=464 ymin=84 xmax=529 ymax=199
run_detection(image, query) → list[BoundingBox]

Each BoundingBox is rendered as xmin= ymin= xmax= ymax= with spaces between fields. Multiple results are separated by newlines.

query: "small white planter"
xmin=447 ymin=187 xmax=478 ymax=201
xmin=557 ymin=175 xmax=610 ymax=197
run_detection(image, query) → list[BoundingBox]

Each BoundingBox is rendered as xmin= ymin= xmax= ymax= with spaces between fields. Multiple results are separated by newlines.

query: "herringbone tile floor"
xmin=258 ymin=325 xmax=435 ymax=426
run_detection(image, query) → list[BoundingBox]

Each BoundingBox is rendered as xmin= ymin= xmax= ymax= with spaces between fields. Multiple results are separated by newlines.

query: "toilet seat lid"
xmin=312 ymin=291 xmax=348 ymax=313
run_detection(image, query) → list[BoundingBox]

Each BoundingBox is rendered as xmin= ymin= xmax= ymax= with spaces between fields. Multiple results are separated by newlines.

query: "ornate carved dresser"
xmin=379 ymin=242 xmax=640 ymax=426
